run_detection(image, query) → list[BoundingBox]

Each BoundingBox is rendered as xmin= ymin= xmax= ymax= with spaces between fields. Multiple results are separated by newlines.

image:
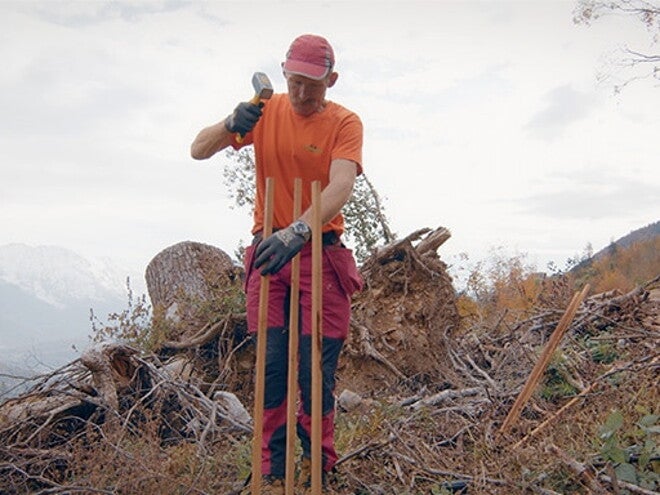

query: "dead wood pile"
xmin=0 ymin=341 xmax=252 ymax=493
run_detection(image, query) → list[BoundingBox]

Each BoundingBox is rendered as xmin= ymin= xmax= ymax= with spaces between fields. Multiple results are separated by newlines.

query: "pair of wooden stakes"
xmin=251 ymin=177 xmax=324 ymax=495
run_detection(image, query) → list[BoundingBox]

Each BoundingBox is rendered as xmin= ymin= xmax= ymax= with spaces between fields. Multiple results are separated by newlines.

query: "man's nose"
xmin=297 ymin=84 xmax=309 ymax=99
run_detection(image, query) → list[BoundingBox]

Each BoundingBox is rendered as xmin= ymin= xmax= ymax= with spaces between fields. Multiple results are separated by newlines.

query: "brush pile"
xmin=1 ymin=233 xmax=658 ymax=494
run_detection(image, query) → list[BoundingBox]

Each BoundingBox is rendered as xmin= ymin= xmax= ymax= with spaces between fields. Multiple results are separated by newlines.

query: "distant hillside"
xmin=596 ymin=221 xmax=659 ymax=256
xmin=0 ymin=279 xmax=105 ymax=350
xmin=570 ymin=221 xmax=660 ymax=292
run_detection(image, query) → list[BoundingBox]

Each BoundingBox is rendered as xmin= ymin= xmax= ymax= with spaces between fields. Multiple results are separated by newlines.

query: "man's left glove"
xmin=254 ymin=221 xmax=311 ymax=275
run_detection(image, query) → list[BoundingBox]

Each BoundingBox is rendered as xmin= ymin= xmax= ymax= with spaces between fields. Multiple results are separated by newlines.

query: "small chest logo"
xmin=304 ymin=144 xmax=323 ymax=154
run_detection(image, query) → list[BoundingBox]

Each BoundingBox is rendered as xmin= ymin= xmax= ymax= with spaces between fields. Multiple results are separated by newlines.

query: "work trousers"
xmin=243 ymin=240 xmax=362 ymax=477
xmin=261 ymin=328 xmax=343 ymax=477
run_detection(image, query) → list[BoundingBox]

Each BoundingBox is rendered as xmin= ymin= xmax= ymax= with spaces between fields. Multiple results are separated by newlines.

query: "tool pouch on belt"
xmin=324 ymin=245 xmax=363 ymax=297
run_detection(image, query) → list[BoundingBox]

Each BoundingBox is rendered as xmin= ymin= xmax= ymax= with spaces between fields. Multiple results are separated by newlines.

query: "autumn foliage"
xmin=458 ymin=235 xmax=659 ymax=333
xmin=572 ymin=236 xmax=660 ymax=294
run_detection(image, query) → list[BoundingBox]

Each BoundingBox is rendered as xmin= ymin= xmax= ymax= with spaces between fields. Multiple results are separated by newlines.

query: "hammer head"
xmin=252 ymin=72 xmax=274 ymax=100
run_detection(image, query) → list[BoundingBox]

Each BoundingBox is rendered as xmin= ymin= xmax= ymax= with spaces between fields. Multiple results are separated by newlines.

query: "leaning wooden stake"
xmin=251 ymin=177 xmax=275 ymax=495
xmin=285 ymin=179 xmax=302 ymax=495
xmin=500 ymin=284 xmax=590 ymax=434
xmin=310 ymin=181 xmax=323 ymax=495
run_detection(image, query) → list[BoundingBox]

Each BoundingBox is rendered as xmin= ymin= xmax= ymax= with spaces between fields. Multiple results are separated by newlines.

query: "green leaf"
xmin=615 ymin=462 xmax=638 ymax=483
xmin=608 ymin=446 xmax=627 ymax=464
xmin=638 ymin=414 xmax=659 ymax=428
xmin=605 ymin=410 xmax=624 ymax=432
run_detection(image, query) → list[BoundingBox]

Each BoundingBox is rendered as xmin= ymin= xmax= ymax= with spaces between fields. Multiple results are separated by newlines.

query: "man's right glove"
xmin=225 ymin=101 xmax=263 ymax=137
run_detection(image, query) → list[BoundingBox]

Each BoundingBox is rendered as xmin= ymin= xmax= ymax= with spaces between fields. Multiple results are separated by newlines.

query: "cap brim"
xmin=283 ymin=59 xmax=329 ymax=80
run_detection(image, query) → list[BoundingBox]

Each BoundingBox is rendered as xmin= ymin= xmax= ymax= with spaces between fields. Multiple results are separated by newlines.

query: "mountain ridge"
xmin=0 ymin=244 xmax=134 ymax=370
xmin=571 ymin=220 xmax=659 ymax=273
xmin=0 ymin=243 xmax=128 ymax=307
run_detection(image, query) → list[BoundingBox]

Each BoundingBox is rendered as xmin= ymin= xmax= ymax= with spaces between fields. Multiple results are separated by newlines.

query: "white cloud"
xmin=525 ymin=85 xmax=599 ymax=140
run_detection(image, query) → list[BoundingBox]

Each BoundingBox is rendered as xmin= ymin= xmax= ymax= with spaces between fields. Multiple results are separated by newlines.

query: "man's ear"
xmin=327 ymin=72 xmax=339 ymax=88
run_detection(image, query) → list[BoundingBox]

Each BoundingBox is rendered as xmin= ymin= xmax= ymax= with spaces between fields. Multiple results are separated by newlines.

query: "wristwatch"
xmin=291 ymin=220 xmax=311 ymax=242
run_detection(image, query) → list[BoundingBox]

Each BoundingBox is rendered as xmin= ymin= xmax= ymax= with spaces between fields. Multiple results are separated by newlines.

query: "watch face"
xmin=293 ymin=221 xmax=310 ymax=238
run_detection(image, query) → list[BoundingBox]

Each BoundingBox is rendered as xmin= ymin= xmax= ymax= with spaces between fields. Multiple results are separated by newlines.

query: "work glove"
xmin=224 ymin=101 xmax=263 ymax=137
xmin=254 ymin=221 xmax=311 ymax=275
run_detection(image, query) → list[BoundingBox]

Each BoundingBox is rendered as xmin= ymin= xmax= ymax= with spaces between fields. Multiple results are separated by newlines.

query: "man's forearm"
xmin=299 ymin=160 xmax=357 ymax=228
xmin=190 ymin=119 xmax=233 ymax=160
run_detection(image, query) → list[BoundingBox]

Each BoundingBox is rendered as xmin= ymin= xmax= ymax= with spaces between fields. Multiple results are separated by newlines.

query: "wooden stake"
xmin=251 ymin=177 xmax=275 ymax=495
xmin=310 ymin=181 xmax=323 ymax=495
xmin=285 ymin=179 xmax=302 ymax=495
xmin=500 ymin=284 xmax=590 ymax=434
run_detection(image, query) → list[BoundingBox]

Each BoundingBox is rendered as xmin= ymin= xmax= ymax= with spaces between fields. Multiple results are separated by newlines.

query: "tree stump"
xmin=145 ymin=241 xmax=242 ymax=343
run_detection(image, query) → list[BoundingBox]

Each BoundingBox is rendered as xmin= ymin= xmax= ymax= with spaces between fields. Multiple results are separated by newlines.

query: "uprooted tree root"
xmin=1 ymin=238 xmax=658 ymax=494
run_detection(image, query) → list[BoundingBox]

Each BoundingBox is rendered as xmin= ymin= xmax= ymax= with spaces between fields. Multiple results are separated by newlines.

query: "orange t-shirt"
xmin=230 ymin=93 xmax=363 ymax=236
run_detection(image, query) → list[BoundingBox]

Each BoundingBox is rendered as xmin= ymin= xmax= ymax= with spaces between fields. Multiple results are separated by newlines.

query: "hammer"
xmin=236 ymin=71 xmax=273 ymax=143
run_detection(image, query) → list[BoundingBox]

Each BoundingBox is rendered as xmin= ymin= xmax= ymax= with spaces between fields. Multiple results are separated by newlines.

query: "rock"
xmin=338 ymin=389 xmax=365 ymax=412
xmin=213 ymin=391 xmax=252 ymax=428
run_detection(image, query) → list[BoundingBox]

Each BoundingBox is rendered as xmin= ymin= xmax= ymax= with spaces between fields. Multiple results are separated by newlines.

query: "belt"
xmin=252 ymin=230 xmax=340 ymax=246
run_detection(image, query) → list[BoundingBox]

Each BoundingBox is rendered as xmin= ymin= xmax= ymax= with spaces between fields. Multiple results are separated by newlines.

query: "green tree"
xmin=223 ymin=148 xmax=393 ymax=262
xmin=574 ymin=0 xmax=659 ymax=92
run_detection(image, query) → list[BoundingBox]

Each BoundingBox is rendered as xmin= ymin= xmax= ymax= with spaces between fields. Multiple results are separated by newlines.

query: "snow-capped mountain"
xmin=0 ymin=244 xmax=141 ymax=370
xmin=0 ymin=243 xmax=127 ymax=308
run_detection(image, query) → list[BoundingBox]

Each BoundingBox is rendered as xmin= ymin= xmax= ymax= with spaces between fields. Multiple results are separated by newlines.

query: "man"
xmin=191 ymin=34 xmax=363 ymax=493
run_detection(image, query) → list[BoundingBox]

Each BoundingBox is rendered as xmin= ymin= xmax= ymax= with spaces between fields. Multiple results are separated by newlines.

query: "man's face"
xmin=284 ymin=72 xmax=337 ymax=116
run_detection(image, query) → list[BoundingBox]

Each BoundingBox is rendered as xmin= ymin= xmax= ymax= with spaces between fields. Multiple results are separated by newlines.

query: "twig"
xmin=390 ymin=451 xmax=507 ymax=486
xmin=335 ymin=433 xmax=395 ymax=467
xmin=599 ymin=474 xmax=660 ymax=495
xmin=463 ymin=353 xmax=498 ymax=389
xmin=547 ymin=444 xmax=610 ymax=494
xmin=350 ymin=318 xmax=407 ymax=379
xmin=409 ymin=387 xmax=482 ymax=410
xmin=160 ymin=315 xmax=235 ymax=350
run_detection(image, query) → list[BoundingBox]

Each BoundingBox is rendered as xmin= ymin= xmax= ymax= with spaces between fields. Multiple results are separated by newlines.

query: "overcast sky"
xmin=1 ymin=0 xmax=658 ymax=286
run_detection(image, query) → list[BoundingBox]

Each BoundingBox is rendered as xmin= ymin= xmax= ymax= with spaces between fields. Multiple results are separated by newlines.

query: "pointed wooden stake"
xmin=310 ymin=180 xmax=323 ymax=495
xmin=251 ymin=177 xmax=275 ymax=495
xmin=285 ymin=179 xmax=302 ymax=495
